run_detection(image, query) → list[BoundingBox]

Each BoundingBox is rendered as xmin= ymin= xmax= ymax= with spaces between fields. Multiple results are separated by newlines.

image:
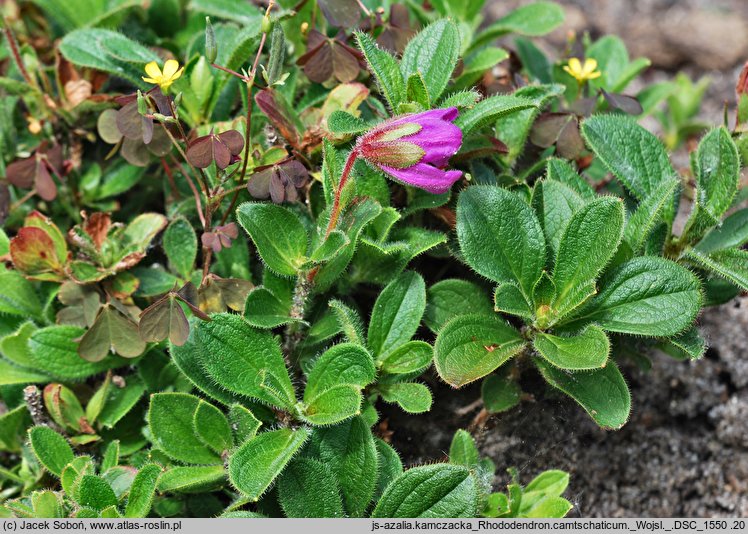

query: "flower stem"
xmin=324 ymin=148 xmax=358 ymax=238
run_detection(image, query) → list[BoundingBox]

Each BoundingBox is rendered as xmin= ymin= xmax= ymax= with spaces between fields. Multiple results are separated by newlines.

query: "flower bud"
xmin=261 ymin=15 xmax=273 ymax=35
xmin=205 ymin=17 xmax=218 ymax=63
xmin=136 ymin=90 xmax=148 ymax=115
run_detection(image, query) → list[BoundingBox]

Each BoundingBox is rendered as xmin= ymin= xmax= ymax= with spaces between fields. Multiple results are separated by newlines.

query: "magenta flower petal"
xmin=379 ymin=163 xmax=462 ymax=194
xmin=357 ymin=106 xmax=463 ymax=194
xmin=386 ymin=107 xmax=459 ymax=128
xmin=401 ymin=118 xmax=462 ymax=167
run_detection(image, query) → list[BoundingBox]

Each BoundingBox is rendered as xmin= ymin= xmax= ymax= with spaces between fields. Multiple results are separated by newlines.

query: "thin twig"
xmin=217 ymin=2 xmax=275 ymax=228
xmin=2 ymin=20 xmax=35 ymax=87
xmin=170 ymin=154 xmax=206 ymax=228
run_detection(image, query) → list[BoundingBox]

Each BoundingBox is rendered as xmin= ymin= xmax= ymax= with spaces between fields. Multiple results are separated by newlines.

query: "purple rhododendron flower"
xmin=356 ymin=107 xmax=463 ymax=194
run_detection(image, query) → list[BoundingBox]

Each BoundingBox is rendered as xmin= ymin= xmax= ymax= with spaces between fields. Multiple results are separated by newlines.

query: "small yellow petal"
xmin=162 ymin=59 xmax=180 ymax=79
xmin=580 ymin=59 xmax=597 ymax=77
xmin=171 ymin=67 xmax=184 ymax=82
xmin=142 ymin=76 xmax=159 ymax=84
xmin=587 ymin=71 xmax=602 ymax=80
xmin=144 ymin=61 xmax=162 ymax=79
xmin=567 ymin=57 xmax=582 ymax=73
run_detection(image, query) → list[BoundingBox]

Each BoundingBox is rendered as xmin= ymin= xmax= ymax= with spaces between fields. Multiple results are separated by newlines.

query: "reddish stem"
xmin=3 ymin=20 xmax=35 ymax=87
xmin=324 ymin=149 xmax=359 ymax=238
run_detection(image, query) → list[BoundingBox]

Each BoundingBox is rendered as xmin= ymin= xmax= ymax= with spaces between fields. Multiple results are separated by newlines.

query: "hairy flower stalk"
xmin=325 ymin=107 xmax=462 ymax=236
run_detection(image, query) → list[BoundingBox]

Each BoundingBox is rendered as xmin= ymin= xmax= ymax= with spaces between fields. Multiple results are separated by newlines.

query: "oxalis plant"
xmin=0 ymin=0 xmax=746 ymax=520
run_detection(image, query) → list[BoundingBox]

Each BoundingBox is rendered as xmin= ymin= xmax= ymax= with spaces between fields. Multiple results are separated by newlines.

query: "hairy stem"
xmin=324 ymin=148 xmax=359 ymax=238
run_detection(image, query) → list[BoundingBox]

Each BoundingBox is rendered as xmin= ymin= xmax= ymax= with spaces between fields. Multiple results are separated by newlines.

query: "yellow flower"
xmin=563 ymin=57 xmax=601 ymax=84
xmin=142 ymin=59 xmax=184 ymax=92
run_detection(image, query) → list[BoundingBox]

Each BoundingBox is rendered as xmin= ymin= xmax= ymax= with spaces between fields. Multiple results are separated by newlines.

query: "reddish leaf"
xmin=83 ymin=212 xmax=112 ymax=250
xmin=186 ymin=130 xmax=245 ymax=169
xmin=317 ymin=0 xmax=360 ymax=27
xmin=297 ymin=31 xmax=362 ymax=84
xmin=255 ymin=89 xmax=302 ymax=147
xmin=248 ymin=160 xmax=308 ymax=204
xmin=10 ymin=227 xmax=64 ymax=278
xmin=139 ymin=294 xmax=190 ymax=346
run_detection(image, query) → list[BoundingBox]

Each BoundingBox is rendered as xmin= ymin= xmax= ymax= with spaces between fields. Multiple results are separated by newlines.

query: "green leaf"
xmin=693 ymin=127 xmax=740 ymax=221
xmin=77 ymin=305 xmax=146 ymax=362
xmin=302 ymin=384 xmax=362 ymax=426
xmin=228 ymin=404 xmax=262 ymax=444
xmin=523 ymin=496 xmax=573 ymax=518
xmin=379 ymin=382 xmax=433 ymax=413
xmin=534 ymin=325 xmax=610 ymax=370
xmin=406 ymin=72 xmax=430 ymax=108
xmin=624 ymin=177 xmax=680 ymax=254
xmin=368 ymin=271 xmax=426 ymax=359
xmin=236 ymin=202 xmax=308 ymax=276
xmin=148 ymin=393 xmax=222 ymax=465
xmin=96 ymin=163 xmax=145 ymax=199
xmin=189 ymin=0 xmax=263 ymax=24
xmin=581 ymin=114 xmax=677 ymax=206
xmin=685 ymin=248 xmax=748 ymax=291
xmin=170 ymin=323 xmax=245 ymax=406
xmin=473 ymin=2 xmax=565 ymax=49
xmin=354 ymin=31 xmax=405 ymax=111
xmin=494 ymin=282 xmax=533 ymax=320
xmin=545 ymin=158 xmax=596 ymax=200
xmin=401 ymin=19 xmax=460 ymax=103
xmin=379 ymin=340 xmax=433 ymax=375
xmin=696 ymin=208 xmax=748 ymax=254
xmin=29 ymin=325 xmax=129 ymax=381
xmin=307 ymin=230 xmax=350 ymax=265
xmin=551 ymin=197 xmax=624 ymax=317
xmin=0 ymin=271 xmax=43 ymax=320
xmin=229 ymin=428 xmax=310 ymax=501
xmin=304 ymin=343 xmax=376 ymax=401
xmin=0 ymin=405 xmax=31 ymax=453
xmin=196 ymin=313 xmax=296 ymax=408
xmin=163 ymin=218 xmax=197 ymax=279
xmin=124 ymin=464 xmax=161 ymax=518
xmin=194 ymin=399 xmax=233 ymax=454
xmin=29 ymin=426 xmax=74 ymax=477
xmin=453 ymin=47 xmax=509 ymax=91
xmin=374 ymin=438 xmax=403 ymax=501
xmin=78 ymin=476 xmax=117 ymax=511
xmin=329 ymin=300 xmax=366 ymax=345
xmin=97 ymin=376 xmax=146 ymax=429
xmin=327 ymin=111 xmax=371 ymax=136
xmin=0 ymin=228 xmax=9 ymax=256
xmin=243 ymin=287 xmax=298 ymax=329
xmin=372 ymin=464 xmax=478 ymax=518
xmin=100 ymin=441 xmax=119 ymax=472
xmin=457 ymin=186 xmax=545 ymax=299
xmin=454 ymin=95 xmax=536 ymax=135
xmin=30 ymin=491 xmax=63 ymax=518
xmin=278 ymin=458 xmax=345 ymax=517
xmin=424 ymin=279 xmax=493 ymax=333
xmin=657 ymin=326 xmax=706 ymax=360
xmin=532 ymin=179 xmax=586 ymax=257
xmin=312 ymin=416 xmax=378 ymax=517
xmin=481 ymin=372 xmax=522 ymax=413
xmin=536 ymin=359 xmax=631 ymax=429
xmin=449 ymin=430 xmax=479 ymax=468
xmin=157 ymin=465 xmax=225 ymax=493
xmin=564 ymin=257 xmax=702 ymax=336
xmin=524 ymin=469 xmax=569 ymax=497
xmin=434 ymin=314 xmax=525 ymax=388
xmin=0 ymin=360 xmax=51 ymax=386
xmin=59 ymin=29 xmax=159 ymax=86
